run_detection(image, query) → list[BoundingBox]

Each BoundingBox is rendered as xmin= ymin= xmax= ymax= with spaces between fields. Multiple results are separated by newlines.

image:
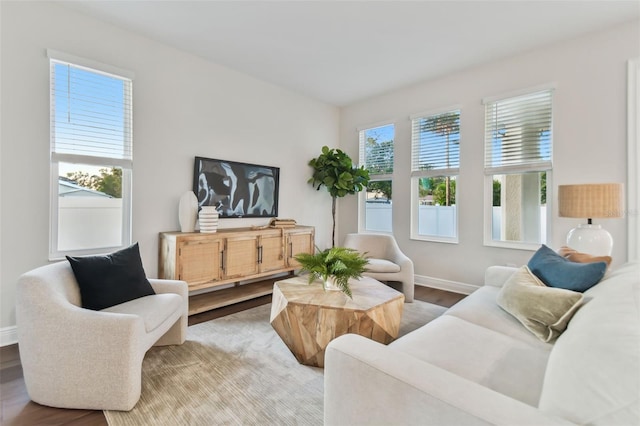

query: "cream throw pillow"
xmin=497 ymin=266 xmax=584 ymax=343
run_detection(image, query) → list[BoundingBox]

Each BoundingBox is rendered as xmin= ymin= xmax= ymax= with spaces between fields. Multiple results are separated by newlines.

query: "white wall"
xmin=0 ymin=2 xmax=337 ymax=338
xmin=339 ymin=20 xmax=640 ymax=289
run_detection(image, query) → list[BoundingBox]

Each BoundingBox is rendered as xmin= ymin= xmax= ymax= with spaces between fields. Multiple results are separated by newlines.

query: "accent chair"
xmin=16 ymin=260 xmax=188 ymax=411
xmin=343 ymin=233 xmax=415 ymax=302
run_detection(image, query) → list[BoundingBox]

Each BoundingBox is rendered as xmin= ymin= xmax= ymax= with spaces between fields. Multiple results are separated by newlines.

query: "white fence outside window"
xmin=58 ymin=197 xmax=123 ymax=251
xmin=365 ymin=204 xmax=546 ymax=242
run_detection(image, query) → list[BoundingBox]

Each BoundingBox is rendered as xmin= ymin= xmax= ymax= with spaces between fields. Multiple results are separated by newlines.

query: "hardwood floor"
xmin=0 ymin=285 xmax=465 ymax=425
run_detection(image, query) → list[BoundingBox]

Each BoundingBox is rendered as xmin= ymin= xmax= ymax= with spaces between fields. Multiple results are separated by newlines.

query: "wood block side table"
xmin=270 ymin=276 xmax=404 ymax=367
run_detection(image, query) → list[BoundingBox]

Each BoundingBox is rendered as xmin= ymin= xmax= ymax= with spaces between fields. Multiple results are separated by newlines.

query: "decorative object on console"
xmin=308 ymin=146 xmax=370 ymax=247
xmin=294 ymin=246 xmax=369 ymax=297
xmin=178 ymin=191 xmax=198 ymax=232
xmin=269 ymin=218 xmax=297 ymax=228
xmin=198 ymin=206 xmax=219 ymax=233
xmin=558 ymin=183 xmax=623 ymax=256
xmin=193 ymin=156 xmax=279 ymax=218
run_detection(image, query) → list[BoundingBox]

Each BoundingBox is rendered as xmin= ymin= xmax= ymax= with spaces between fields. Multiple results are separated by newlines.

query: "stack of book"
xmin=270 ymin=218 xmax=297 ymax=228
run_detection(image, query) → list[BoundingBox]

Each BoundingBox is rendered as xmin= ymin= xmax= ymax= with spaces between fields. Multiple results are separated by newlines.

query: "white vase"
xmin=199 ymin=206 xmax=220 ymax=233
xmin=178 ymin=191 xmax=198 ymax=232
xmin=322 ymin=276 xmax=342 ymax=291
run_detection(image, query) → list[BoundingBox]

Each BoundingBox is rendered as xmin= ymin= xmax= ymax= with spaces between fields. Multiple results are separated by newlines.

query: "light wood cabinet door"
xmin=159 ymin=226 xmax=314 ymax=298
xmin=224 ymin=235 xmax=259 ymax=278
xmin=259 ymin=233 xmax=286 ymax=273
xmin=287 ymin=231 xmax=314 ymax=268
xmin=177 ymin=238 xmax=223 ymax=287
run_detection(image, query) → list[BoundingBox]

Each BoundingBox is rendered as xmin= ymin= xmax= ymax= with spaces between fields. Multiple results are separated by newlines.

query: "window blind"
xmin=50 ymin=59 xmax=133 ymax=165
xmin=411 ymin=110 xmax=460 ymax=175
xmin=359 ymin=125 xmax=394 ymax=176
xmin=484 ymin=90 xmax=552 ymax=174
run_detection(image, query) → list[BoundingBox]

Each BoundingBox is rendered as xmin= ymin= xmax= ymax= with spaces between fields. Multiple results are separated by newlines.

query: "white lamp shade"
xmin=566 ymin=224 xmax=613 ymax=256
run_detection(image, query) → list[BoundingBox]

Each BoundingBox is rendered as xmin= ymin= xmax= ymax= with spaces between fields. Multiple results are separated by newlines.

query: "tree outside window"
xmin=359 ymin=124 xmax=394 ymax=232
xmin=410 ymin=109 xmax=460 ymax=241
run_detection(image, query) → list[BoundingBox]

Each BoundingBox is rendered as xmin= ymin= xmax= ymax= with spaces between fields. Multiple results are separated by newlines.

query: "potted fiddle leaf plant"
xmin=308 ymin=146 xmax=370 ymax=247
xmin=294 ymin=246 xmax=369 ymax=298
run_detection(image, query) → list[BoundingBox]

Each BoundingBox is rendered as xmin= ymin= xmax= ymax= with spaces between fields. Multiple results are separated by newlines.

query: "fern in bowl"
xmin=294 ymin=246 xmax=369 ymax=298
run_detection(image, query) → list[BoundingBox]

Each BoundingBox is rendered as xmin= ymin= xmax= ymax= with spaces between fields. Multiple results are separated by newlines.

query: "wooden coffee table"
xmin=270 ymin=276 xmax=404 ymax=367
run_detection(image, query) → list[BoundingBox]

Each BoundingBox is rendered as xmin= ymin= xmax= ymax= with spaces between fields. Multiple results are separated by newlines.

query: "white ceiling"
xmin=60 ymin=1 xmax=640 ymax=106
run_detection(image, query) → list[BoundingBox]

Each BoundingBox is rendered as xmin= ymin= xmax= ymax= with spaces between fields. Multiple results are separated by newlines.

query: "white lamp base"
xmin=566 ymin=224 xmax=613 ymax=256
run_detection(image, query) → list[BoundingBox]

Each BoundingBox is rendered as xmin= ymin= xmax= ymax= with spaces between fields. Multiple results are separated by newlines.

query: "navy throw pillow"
xmin=527 ymin=244 xmax=607 ymax=292
xmin=67 ymin=243 xmax=155 ymax=310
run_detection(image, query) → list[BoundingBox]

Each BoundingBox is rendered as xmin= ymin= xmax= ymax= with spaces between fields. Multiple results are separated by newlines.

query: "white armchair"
xmin=16 ymin=260 xmax=188 ymax=411
xmin=343 ymin=233 xmax=415 ymax=302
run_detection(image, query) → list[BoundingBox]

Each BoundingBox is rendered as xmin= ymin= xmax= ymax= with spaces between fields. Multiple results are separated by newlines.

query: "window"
xmin=483 ymin=89 xmax=553 ymax=248
xmin=49 ymin=50 xmax=134 ymax=259
xmin=410 ymin=109 xmax=460 ymax=242
xmin=359 ymin=124 xmax=394 ymax=232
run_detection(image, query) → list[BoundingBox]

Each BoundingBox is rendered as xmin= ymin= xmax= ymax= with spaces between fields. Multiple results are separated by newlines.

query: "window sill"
xmin=483 ymin=239 xmax=541 ymax=251
xmin=410 ymin=234 xmax=458 ymax=244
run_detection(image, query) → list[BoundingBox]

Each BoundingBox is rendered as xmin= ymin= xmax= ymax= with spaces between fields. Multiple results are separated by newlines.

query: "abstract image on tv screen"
xmin=193 ymin=156 xmax=279 ymax=218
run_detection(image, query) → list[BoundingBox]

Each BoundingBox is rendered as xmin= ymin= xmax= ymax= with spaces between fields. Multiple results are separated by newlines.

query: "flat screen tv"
xmin=193 ymin=156 xmax=279 ymax=218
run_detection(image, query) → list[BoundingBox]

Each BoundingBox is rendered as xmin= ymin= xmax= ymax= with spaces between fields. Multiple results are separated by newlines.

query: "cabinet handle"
xmin=221 ymin=250 xmax=225 ymax=271
xmin=289 ymin=242 xmax=293 ymax=258
xmin=258 ymin=246 xmax=263 ymax=264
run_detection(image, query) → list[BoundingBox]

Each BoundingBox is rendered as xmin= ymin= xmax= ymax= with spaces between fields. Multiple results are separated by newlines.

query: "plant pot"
xmin=322 ymin=276 xmax=342 ymax=292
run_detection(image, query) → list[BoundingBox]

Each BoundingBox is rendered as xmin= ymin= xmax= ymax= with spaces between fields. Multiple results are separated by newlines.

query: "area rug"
xmin=104 ymin=300 xmax=447 ymax=426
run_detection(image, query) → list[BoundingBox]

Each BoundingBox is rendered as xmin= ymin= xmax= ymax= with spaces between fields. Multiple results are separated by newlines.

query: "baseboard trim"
xmin=414 ymin=274 xmax=479 ymax=295
xmin=1 ymin=326 xmax=18 ymax=347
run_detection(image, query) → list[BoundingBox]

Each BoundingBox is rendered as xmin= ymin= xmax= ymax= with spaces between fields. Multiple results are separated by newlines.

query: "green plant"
xmin=308 ymin=146 xmax=370 ymax=247
xmin=294 ymin=246 xmax=369 ymax=298
xmin=434 ymin=179 xmax=456 ymax=206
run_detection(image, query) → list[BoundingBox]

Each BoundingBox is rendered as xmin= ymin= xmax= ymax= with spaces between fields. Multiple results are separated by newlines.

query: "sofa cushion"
xmin=539 ymin=262 xmax=640 ymax=424
xmin=527 ymin=244 xmax=606 ymax=292
xmin=365 ymin=258 xmax=401 ymax=273
xmin=66 ymin=243 xmax=155 ymax=310
xmin=102 ymin=293 xmax=183 ymax=333
xmin=444 ymin=286 xmax=553 ymax=348
xmin=391 ymin=315 xmax=551 ymax=406
xmin=497 ymin=266 xmax=584 ymax=343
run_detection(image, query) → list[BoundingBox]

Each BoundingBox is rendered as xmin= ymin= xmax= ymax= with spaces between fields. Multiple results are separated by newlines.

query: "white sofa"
xmin=324 ymin=262 xmax=640 ymax=425
xmin=16 ymin=260 xmax=188 ymax=411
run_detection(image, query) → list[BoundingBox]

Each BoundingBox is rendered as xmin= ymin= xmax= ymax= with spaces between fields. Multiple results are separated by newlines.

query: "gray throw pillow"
xmin=497 ymin=266 xmax=584 ymax=343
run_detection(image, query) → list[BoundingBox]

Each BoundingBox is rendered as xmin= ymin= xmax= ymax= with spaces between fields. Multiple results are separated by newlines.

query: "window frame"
xmin=409 ymin=106 xmax=461 ymax=243
xmin=48 ymin=50 xmax=134 ymax=260
xmin=482 ymin=86 xmax=554 ymax=250
xmin=357 ymin=121 xmax=395 ymax=234
xmin=628 ymin=58 xmax=640 ymax=262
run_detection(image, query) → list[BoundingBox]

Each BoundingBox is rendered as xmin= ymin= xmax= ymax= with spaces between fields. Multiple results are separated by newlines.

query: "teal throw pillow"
xmin=527 ymin=245 xmax=606 ymax=292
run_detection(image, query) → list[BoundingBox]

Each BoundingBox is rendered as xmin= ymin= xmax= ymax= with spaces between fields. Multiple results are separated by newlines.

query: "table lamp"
xmin=558 ymin=183 xmax=623 ymax=256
